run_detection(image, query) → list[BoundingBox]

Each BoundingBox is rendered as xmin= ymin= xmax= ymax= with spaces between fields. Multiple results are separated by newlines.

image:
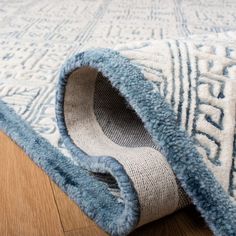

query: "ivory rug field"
xmin=0 ymin=1 xmax=236 ymax=235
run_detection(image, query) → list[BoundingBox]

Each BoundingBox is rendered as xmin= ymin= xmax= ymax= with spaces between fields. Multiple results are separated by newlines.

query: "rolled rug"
xmin=54 ymin=31 xmax=236 ymax=235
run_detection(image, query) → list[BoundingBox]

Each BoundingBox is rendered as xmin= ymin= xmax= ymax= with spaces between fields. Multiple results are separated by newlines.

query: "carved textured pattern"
xmin=116 ymin=32 xmax=236 ymax=193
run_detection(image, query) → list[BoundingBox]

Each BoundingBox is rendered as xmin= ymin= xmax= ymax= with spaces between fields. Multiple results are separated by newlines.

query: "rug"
xmin=0 ymin=1 xmax=236 ymax=235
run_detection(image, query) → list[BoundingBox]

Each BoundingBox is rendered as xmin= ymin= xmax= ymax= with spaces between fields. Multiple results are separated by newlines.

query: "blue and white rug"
xmin=0 ymin=1 xmax=236 ymax=235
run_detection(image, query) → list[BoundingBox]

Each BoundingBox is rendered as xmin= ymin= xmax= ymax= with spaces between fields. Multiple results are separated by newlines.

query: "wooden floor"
xmin=0 ymin=131 xmax=213 ymax=236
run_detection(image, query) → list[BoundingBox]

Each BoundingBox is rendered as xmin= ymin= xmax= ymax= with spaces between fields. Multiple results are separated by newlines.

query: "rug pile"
xmin=0 ymin=1 xmax=236 ymax=235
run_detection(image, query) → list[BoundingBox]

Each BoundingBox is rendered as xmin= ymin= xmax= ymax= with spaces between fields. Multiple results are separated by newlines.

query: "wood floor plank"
xmin=0 ymin=131 xmax=64 ymax=236
xmin=65 ymin=226 xmax=107 ymax=236
xmin=51 ymin=182 xmax=99 ymax=232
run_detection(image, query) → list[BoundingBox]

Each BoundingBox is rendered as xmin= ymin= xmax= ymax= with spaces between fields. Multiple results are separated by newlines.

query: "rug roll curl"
xmin=56 ymin=32 xmax=236 ymax=236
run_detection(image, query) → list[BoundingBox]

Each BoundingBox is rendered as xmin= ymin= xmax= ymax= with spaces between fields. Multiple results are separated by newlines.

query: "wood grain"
xmin=51 ymin=182 xmax=101 ymax=232
xmin=65 ymin=226 xmax=107 ymax=236
xmin=0 ymin=132 xmax=64 ymax=236
xmin=0 ymin=131 xmax=212 ymax=236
